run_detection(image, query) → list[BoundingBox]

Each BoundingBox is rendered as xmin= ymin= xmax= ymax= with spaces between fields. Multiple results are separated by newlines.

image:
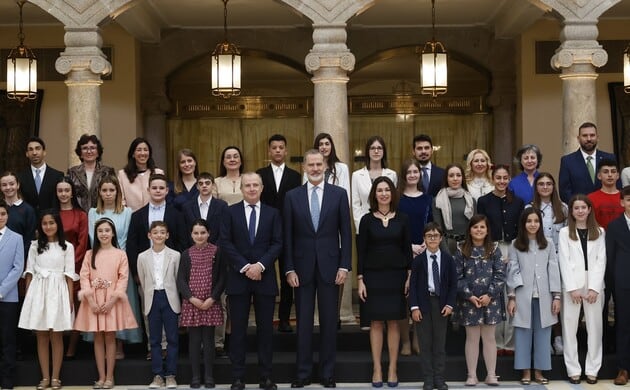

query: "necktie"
xmin=421 ymin=167 xmax=430 ymax=194
xmin=199 ymin=201 xmax=208 ymax=220
xmin=248 ymin=204 xmax=256 ymax=244
xmin=34 ymin=168 xmax=42 ymax=194
xmin=431 ymin=254 xmax=440 ymax=296
xmin=586 ymin=156 xmax=595 ymax=183
xmin=311 ymin=186 xmax=320 ymax=231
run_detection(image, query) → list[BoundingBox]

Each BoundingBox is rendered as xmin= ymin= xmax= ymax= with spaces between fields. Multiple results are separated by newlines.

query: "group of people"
xmin=0 ymin=121 xmax=628 ymax=390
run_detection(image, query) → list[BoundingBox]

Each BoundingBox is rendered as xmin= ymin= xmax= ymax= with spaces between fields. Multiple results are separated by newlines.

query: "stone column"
xmin=142 ymin=91 xmax=172 ymax=170
xmin=306 ymin=24 xmax=356 ymax=324
xmin=55 ymin=27 xmax=111 ymax=166
xmin=487 ymin=73 xmax=516 ymax=165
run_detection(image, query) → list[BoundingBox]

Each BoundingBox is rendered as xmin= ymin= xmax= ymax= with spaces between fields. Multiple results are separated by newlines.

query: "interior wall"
xmin=518 ymin=18 xmax=628 ymax=180
xmin=0 ymin=23 xmax=139 ymax=172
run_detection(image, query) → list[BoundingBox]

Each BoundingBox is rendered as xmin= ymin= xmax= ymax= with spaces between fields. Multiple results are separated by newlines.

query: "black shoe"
xmin=190 ymin=377 xmax=201 ymax=389
xmin=423 ymin=382 xmax=434 ymax=390
xmin=278 ymin=321 xmax=293 ymax=333
xmin=204 ymin=379 xmax=215 ymax=388
xmin=434 ymin=381 xmax=448 ymax=390
xmin=259 ymin=378 xmax=277 ymax=390
xmin=290 ymin=378 xmax=311 ymax=388
xmin=215 ymin=347 xmax=227 ymax=359
xmin=320 ymin=378 xmax=336 ymax=388
xmin=231 ymin=379 xmax=245 ymax=390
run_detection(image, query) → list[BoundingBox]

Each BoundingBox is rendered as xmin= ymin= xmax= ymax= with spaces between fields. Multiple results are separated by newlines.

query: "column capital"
xmin=55 ymin=28 xmax=112 ymax=83
xmin=305 ymin=25 xmax=355 ymax=75
xmin=551 ymin=46 xmax=608 ymax=70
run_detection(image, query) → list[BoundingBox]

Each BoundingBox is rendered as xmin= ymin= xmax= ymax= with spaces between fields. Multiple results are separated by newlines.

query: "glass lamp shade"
xmin=7 ymin=46 xmax=37 ymax=101
xmin=624 ymin=45 xmax=630 ymax=94
xmin=211 ymin=42 xmax=241 ymax=98
xmin=420 ymin=41 xmax=447 ymax=97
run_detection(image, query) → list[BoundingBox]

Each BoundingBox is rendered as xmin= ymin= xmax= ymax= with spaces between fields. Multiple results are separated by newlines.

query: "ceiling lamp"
xmin=7 ymin=0 xmax=37 ymax=102
xmin=211 ymin=0 xmax=241 ymax=99
xmin=624 ymin=43 xmax=630 ymax=94
xmin=419 ymin=0 xmax=447 ymax=98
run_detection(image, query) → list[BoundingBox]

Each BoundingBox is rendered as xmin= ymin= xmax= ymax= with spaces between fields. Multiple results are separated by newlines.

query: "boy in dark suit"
xmin=181 ymin=172 xmax=228 ymax=245
xmin=409 ymin=222 xmax=457 ymax=390
xmin=17 ymin=137 xmax=64 ymax=212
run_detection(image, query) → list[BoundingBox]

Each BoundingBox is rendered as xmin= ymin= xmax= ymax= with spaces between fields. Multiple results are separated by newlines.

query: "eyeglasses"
xmin=424 ymin=233 xmax=441 ymax=240
xmin=81 ymin=146 xmax=97 ymax=151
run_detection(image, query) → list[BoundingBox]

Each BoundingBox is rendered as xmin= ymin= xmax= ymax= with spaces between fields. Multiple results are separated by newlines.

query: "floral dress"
xmin=179 ymin=244 xmax=223 ymax=327
xmin=455 ymin=243 xmax=506 ymax=326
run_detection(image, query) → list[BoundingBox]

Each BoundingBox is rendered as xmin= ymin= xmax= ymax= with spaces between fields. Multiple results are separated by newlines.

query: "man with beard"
xmin=559 ymin=122 xmax=619 ymax=203
xmin=413 ymin=134 xmax=444 ymax=197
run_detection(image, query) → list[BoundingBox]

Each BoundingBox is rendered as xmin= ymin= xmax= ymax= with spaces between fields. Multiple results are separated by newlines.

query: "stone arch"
xmin=278 ymin=0 xmax=376 ymax=24
xmin=28 ymin=0 xmax=137 ymax=27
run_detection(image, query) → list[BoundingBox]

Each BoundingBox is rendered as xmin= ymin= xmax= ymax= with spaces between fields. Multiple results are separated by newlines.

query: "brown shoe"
xmin=614 ymin=369 xmax=629 ymax=386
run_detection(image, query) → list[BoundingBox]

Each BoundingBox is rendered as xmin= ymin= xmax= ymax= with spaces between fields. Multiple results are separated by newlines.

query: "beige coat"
xmin=137 ymin=247 xmax=181 ymax=315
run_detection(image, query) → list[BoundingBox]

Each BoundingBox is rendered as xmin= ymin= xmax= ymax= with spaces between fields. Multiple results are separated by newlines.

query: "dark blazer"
xmin=559 ymin=149 xmax=618 ymax=203
xmin=17 ymin=165 xmax=64 ymax=212
xmin=256 ymin=164 xmax=302 ymax=212
xmin=283 ymin=183 xmax=352 ymax=283
xmin=181 ymin=196 xmax=228 ymax=245
xmin=476 ymin=192 xmax=524 ymax=242
xmin=220 ymin=201 xmax=282 ymax=296
xmin=409 ymin=250 xmax=458 ymax=314
xmin=605 ymin=215 xmax=630 ymax=292
xmin=176 ymin=245 xmax=226 ymax=302
xmin=67 ymin=162 xmax=115 ymax=211
xmin=126 ymin=203 xmax=187 ymax=277
xmin=427 ymin=164 xmax=445 ymax=197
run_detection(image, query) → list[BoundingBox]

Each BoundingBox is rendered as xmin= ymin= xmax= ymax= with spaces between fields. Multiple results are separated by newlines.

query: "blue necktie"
xmin=431 ymin=254 xmax=440 ymax=296
xmin=422 ymin=167 xmax=429 ymax=194
xmin=34 ymin=168 xmax=42 ymax=194
xmin=248 ymin=204 xmax=256 ymax=244
xmin=311 ymin=186 xmax=320 ymax=231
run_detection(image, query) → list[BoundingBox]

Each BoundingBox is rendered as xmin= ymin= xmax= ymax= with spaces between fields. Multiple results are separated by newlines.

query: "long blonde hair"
xmin=464 ymin=149 xmax=493 ymax=183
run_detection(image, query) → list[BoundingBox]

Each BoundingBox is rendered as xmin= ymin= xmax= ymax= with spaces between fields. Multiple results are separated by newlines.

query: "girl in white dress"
xmin=18 ymin=210 xmax=78 ymax=390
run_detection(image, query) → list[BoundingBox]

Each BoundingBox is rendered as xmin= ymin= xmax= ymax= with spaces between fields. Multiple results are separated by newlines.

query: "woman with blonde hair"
xmin=465 ymin=149 xmax=493 ymax=201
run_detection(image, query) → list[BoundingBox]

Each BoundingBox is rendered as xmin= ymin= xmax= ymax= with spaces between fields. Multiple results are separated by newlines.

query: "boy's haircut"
xmin=413 ymin=134 xmax=433 ymax=147
xmin=198 ymin=171 xmax=215 ymax=182
xmin=621 ymin=185 xmax=630 ymax=199
xmin=268 ymin=134 xmax=287 ymax=145
xmin=26 ymin=136 xmax=46 ymax=150
xmin=423 ymin=222 xmax=443 ymax=236
xmin=598 ymin=158 xmax=618 ymax=172
xmin=0 ymin=199 xmax=8 ymax=212
xmin=149 ymin=173 xmax=169 ymax=185
xmin=149 ymin=220 xmax=168 ymax=232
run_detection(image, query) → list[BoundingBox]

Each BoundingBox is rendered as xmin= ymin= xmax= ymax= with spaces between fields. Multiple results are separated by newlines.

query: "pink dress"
xmin=74 ymin=247 xmax=139 ymax=332
xmin=179 ymin=245 xmax=223 ymax=327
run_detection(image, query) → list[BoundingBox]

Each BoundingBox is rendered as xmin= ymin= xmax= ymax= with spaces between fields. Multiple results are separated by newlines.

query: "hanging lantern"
xmin=211 ymin=0 xmax=241 ymax=98
xmin=7 ymin=0 xmax=37 ymax=102
xmin=419 ymin=0 xmax=447 ymax=98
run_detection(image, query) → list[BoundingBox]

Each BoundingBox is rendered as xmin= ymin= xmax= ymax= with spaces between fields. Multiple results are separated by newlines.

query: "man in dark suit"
xmin=413 ymin=134 xmax=445 ymax=197
xmin=409 ymin=222 xmax=457 ymax=390
xmin=604 ymin=186 xmax=630 ymax=385
xmin=559 ymin=122 xmax=618 ymax=203
xmin=17 ymin=137 xmax=64 ymax=212
xmin=256 ymin=134 xmax=301 ymax=333
xmin=182 ymin=171 xmax=228 ymax=245
xmin=284 ymin=149 xmax=352 ymax=388
xmin=220 ymin=172 xmax=282 ymax=390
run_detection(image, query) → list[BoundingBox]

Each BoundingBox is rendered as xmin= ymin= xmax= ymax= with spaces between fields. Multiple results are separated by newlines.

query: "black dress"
xmin=357 ymin=213 xmax=413 ymax=321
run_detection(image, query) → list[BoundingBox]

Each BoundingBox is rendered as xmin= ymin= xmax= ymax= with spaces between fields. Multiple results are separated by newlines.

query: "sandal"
xmin=520 ymin=378 xmax=531 ymax=385
xmin=51 ymin=379 xmax=62 ymax=390
xmin=37 ymin=379 xmax=50 ymax=390
xmin=93 ymin=381 xmax=104 ymax=389
xmin=103 ymin=380 xmax=114 ymax=389
xmin=465 ymin=376 xmax=478 ymax=386
xmin=535 ymin=377 xmax=549 ymax=385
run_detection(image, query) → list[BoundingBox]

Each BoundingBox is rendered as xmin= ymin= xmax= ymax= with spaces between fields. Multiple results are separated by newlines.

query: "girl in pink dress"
xmin=74 ymin=218 xmax=138 ymax=389
xmin=176 ymin=219 xmax=225 ymax=388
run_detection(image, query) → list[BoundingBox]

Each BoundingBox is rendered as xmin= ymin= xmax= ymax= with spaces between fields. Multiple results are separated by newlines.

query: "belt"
xmin=429 ymin=292 xmax=439 ymax=297
xmin=445 ymin=233 xmax=464 ymax=241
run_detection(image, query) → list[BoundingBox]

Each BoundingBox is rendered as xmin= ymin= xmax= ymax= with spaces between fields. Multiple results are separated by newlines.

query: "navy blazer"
xmin=605 ymin=214 xmax=630 ymax=292
xmin=559 ymin=149 xmax=618 ymax=203
xmin=220 ymin=201 xmax=282 ymax=296
xmin=409 ymin=250 xmax=457 ymax=314
xmin=257 ymin=164 xmax=302 ymax=213
xmin=181 ymin=196 xmax=228 ymax=245
xmin=17 ymin=165 xmax=64 ymax=212
xmin=126 ymin=204 xmax=187 ymax=277
xmin=283 ymin=182 xmax=352 ymax=284
xmin=427 ymin=165 xmax=445 ymax=197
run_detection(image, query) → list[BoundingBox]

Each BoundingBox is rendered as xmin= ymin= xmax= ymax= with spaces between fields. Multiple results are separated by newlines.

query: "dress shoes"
xmin=290 ymin=378 xmax=311 ymax=388
xmin=259 ymin=378 xmax=277 ymax=390
xmin=422 ymin=382 xmax=433 ymax=390
xmin=277 ymin=321 xmax=293 ymax=333
xmin=615 ymin=369 xmax=629 ymax=386
xmin=568 ymin=376 xmax=581 ymax=384
xmin=434 ymin=381 xmax=448 ymax=390
xmin=231 ymin=379 xmax=245 ymax=390
xmin=320 ymin=378 xmax=336 ymax=388
xmin=586 ymin=376 xmax=598 ymax=384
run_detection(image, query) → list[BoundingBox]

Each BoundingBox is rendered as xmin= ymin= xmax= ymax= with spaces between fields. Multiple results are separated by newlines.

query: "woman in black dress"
xmin=357 ymin=176 xmax=413 ymax=387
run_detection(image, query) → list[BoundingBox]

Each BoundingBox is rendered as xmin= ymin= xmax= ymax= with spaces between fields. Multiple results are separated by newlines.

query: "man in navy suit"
xmin=605 ymin=186 xmax=630 ymax=385
xmin=220 ymin=172 xmax=282 ymax=390
xmin=409 ymin=222 xmax=457 ymax=390
xmin=182 ymin=171 xmax=228 ymax=245
xmin=413 ymin=134 xmax=445 ymax=197
xmin=17 ymin=137 xmax=64 ymax=213
xmin=256 ymin=134 xmax=302 ymax=333
xmin=284 ymin=149 xmax=352 ymax=388
xmin=559 ymin=122 xmax=618 ymax=203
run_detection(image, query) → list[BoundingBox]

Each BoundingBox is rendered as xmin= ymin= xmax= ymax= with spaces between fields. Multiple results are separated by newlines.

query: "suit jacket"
xmin=351 ymin=167 xmax=398 ymax=229
xmin=67 ymin=162 xmax=115 ymax=211
xmin=0 ymin=228 xmax=25 ymax=302
xmin=220 ymin=201 xmax=282 ymax=296
xmin=426 ymin=164 xmax=445 ymax=197
xmin=558 ymin=226 xmax=606 ymax=294
xmin=137 ymin=247 xmax=181 ymax=315
xmin=257 ymin=164 xmax=301 ymax=213
xmin=283 ymin=183 xmax=352 ymax=284
xmin=559 ymin=149 xmax=618 ymax=203
xmin=408 ymin=250 xmax=457 ymax=315
xmin=17 ymin=165 xmax=64 ymax=212
xmin=126 ymin=204 xmax=186 ymax=277
xmin=605 ymin=215 xmax=630 ymax=292
xmin=181 ymin=196 xmax=228 ymax=245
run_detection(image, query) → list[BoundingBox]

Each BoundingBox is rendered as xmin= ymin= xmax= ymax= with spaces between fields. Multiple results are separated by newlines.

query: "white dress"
xmin=18 ymin=241 xmax=78 ymax=331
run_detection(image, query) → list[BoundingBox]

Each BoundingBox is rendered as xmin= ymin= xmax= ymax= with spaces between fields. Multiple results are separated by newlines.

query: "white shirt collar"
xmin=581 ymin=149 xmax=597 ymax=160
xmin=271 ymin=162 xmax=285 ymax=171
xmin=427 ymin=248 xmax=440 ymax=258
xmin=197 ymin=195 xmax=212 ymax=206
xmin=31 ymin=163 xmax=47 ymax=173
